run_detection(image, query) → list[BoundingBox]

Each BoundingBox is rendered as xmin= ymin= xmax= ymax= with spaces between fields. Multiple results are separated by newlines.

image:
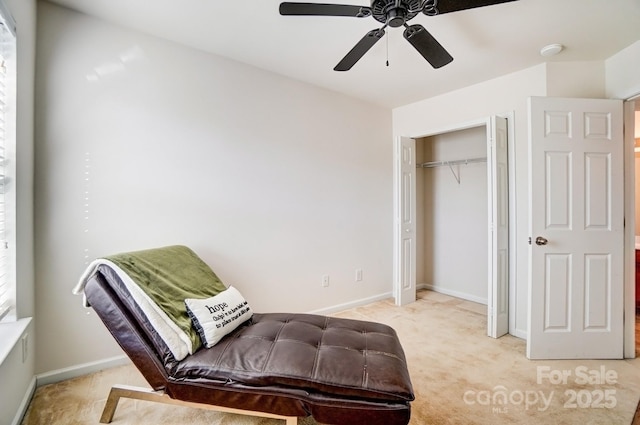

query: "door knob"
xmin=535 ymin=236 xmax=548 ymax=246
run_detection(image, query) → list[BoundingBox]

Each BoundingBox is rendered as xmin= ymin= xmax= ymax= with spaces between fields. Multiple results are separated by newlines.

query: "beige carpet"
xmin=22 ymin=290 xmax=640 ymax=424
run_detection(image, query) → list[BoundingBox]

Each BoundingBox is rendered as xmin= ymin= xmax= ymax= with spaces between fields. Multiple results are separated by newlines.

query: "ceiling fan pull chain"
xmin=386 ymin=33 xmax=389 ymax=66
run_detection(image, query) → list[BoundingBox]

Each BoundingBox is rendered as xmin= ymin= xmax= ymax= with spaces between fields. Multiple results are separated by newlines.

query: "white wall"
xmin=33 ymin=1 xmax=640 ymax=378
xmin=394 ymin=65 xmax=547 ymax=337
xmin=0 ymin=0 xmax=36 ymax=423
xmin=545 ymin=61 xmax=605 ymax=98
xmin=418 ymin=127 xmax=488 ymax=303
xmin=35 ymin=3 xmax=393 ymax=374
xmin=0 ymin=319 xmax=34 ymax=425
xmin=606 ymin=40 xmax=640 ymax=99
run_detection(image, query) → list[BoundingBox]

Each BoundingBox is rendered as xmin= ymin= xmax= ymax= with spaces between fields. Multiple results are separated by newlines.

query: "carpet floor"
xmin=21 ymin=290 xmax=640 ymax=424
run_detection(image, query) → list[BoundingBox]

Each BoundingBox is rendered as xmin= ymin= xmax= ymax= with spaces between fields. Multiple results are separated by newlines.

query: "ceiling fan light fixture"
xmin=540 ymin=43 xmax=564 ymax=57
xmin=279 ymin=0 xmax=522 ymax=71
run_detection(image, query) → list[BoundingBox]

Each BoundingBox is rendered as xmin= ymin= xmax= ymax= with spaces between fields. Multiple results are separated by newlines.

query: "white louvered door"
xmin=488 ymin=116 xmax=509 ymax=338
xmin=394 ymin=136 xmax=416 ymax=306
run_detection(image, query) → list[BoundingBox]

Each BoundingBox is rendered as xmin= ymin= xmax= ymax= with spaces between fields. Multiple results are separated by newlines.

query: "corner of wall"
xmin=606 ymin=40 xmax=640 ymax=100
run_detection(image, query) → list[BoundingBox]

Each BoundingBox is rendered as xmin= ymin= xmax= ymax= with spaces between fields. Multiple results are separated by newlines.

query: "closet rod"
xmin=417 ymin=156 xmax=487 ymax=168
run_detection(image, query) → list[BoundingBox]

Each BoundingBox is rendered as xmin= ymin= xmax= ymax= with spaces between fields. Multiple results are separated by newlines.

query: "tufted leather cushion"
xmin=172 ymin=313 xmax=413 ymax=402
xmin=84 ymin=266 xmax=414 ymax=424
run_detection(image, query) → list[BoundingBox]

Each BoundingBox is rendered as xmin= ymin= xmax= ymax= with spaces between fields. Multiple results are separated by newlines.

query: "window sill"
xmin=0 ymin=317 xmax=31 ymax=366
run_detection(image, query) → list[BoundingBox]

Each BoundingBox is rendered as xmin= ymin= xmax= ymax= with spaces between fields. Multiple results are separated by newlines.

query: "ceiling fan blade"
xmin=403 ymin=24 xmax=453 ymax=68
xmin=430 ymin=0 xmax=519 ymax=15
xmin=279 ymin=2 xmax=372 ymax=18
xmin=334 ymin=29 xmax=385 ymax=71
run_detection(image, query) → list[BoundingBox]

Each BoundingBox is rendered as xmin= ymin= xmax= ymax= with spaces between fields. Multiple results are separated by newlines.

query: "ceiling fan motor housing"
xmin=371 ymin=0 xmax=423 ymax=27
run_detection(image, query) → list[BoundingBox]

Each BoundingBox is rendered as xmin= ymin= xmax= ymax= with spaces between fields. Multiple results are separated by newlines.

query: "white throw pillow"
xmin=185 ymin=286 xmax=253 ymax=348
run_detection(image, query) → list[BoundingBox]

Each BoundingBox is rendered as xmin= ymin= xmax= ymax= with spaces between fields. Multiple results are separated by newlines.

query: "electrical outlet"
xmin=322 ymin=275 xmax=330 ymax=287
xmin=355 ymin=269 xmax=363 ymax=282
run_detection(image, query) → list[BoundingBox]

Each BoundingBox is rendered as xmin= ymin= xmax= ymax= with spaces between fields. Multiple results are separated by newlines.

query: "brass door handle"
xmin=535 ymin=236 xmax=548 ymax=246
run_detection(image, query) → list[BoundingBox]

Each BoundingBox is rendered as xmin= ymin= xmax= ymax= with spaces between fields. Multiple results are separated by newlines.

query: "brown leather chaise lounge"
xmin=76 ymin=246 xmax=414 ymax=425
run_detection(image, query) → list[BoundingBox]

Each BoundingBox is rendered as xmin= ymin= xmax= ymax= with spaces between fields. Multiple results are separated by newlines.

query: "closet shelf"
xmin=416 ymin=156 xmax=487 ymax=169
xmin=417 ymin=156 xmax=487 ymax=184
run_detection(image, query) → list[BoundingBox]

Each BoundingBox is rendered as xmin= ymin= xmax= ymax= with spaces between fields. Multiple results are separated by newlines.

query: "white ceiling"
xmin=45 ymin=0 xmax=640 ymax=108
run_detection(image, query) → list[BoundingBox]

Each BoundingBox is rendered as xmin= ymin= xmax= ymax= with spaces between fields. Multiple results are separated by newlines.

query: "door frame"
xmin=623 ymin=96 xmax=638 ymax=359
xmin=392 ymin=113 xmax=517 ymax=335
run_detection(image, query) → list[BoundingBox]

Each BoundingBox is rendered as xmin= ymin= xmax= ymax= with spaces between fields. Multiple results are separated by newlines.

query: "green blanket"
xmin=106 ymin=245 xmax=227 ymax=352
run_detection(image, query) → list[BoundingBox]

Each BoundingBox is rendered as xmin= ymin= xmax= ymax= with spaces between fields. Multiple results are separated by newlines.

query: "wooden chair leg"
xmin=99 ymin=384 xmax=298 ymax=424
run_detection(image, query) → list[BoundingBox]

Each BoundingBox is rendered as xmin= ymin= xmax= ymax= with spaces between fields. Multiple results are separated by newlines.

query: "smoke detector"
xmin=540 ymin=44 xmax=564 ymax=57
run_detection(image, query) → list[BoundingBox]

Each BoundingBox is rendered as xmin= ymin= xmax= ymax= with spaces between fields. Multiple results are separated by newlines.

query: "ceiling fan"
xmin=279 ymin=0 xmax=518 ymax=71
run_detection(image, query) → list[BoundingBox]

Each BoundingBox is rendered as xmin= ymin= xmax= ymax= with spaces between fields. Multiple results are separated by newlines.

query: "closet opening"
xmin=416 ymin=127 xmax=489 ymax=306
xmin=393 ymin=116 xmax=511 ymax=338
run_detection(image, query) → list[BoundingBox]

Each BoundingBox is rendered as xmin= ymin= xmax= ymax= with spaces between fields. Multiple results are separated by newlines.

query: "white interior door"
xmin=527 ymin=96 xmax=624 ymax=359
xmin=394 ymin=136 xmax=416 ymax=306
xmin=487 ymin=116 xmax=509 ymax=338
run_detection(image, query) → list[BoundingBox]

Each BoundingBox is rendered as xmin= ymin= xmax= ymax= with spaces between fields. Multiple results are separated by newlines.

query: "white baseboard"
xmin=10 ymin=376 xmax=36 ymax=425
xmin=307 ymin=291 xmax=394 ymax=315
xmin=36 ymin=355 xmax=131 ymax=387
xmin=420 ymin=283 xmax=488 ymax=305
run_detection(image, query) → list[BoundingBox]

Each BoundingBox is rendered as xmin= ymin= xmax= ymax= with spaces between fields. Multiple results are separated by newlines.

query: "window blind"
xmin=0 ymin=3 xmax=15 ymax=321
